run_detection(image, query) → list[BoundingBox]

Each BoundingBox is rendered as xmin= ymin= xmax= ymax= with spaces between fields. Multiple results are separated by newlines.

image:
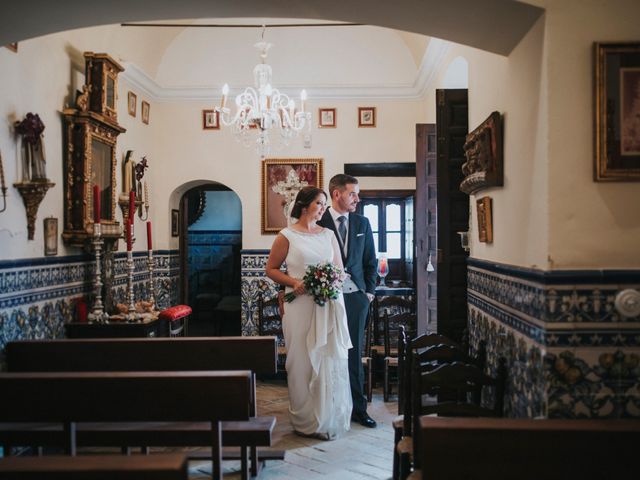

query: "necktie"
xmin=337 ymin=216 xmax=347 ymax=247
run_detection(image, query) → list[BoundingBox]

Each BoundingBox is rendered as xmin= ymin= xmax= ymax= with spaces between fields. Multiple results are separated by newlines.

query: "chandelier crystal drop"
xmin=215 ymin=29 xmax=312 ymax=157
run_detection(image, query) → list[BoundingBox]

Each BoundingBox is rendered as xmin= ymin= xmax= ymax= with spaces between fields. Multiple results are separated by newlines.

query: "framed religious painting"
xmin=141 ymin=101 xmax=150 ymax=125
xmin=594 ymin=42 xmax=640 ymax=181
xmin=127 ymin=91 xmax=137 ymax=117
xmin=261 ymin=158 xmax=323 ymax=234
xmin=476 ymin=196 xmax=493 ymax=243
xmin=358 ymin=107 xmax=376 ymax=127
xmin=318 ymin=108 xmax=336 ymax=128
xmin=43 ymin=217 xmax=58 ymax=256
xmin=202 ymin=109 xmax=220 ymax=130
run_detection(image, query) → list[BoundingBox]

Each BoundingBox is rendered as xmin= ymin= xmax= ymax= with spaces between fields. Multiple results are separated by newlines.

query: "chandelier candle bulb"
xmin=221 ymin=83 xmax=229 ymax=109
xmin=289 ymin=100 xmax=295 ymax=121
xmin=300 ymin=90 xmax=307 ymax=112
xmin=146 ymin=221 xmax=152 ymax=250
xmin=93 ymin=184 xmax=101 ymax=224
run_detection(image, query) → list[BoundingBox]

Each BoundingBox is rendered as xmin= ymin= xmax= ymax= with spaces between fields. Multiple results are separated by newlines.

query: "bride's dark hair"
xmin=290 ymin=186 xmax=327 ymax=219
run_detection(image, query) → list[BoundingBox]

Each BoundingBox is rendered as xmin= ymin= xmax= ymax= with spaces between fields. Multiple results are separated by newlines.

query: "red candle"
xmin=146 ymin=221 xmax=152 ymax=250
xmin=93 ymin=184 xmax=101 ymax=224
xmin=126 ymin=219 xmax=133 ymax=251
xmin=129 ymin=190 xmax=136 ymax=221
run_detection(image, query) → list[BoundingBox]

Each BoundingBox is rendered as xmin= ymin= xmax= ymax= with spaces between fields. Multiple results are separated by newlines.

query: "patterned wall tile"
xmin=0 ymin=251 xmax=180 ymax=368
xmin=468 ymin=258 xmax=640 ymax=419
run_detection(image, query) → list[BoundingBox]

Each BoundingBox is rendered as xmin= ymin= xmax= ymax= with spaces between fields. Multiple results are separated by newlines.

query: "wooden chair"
xmin=393 ymin=334 xmax=466 ymax=480
xmin=394 ymin=336 xmax=490 ymax=480
xmin=257 ymin=293 xmax=286 ymax=369
xmin=362 ymin=315 xmax=373 ymax=402
xmin=383 ymin=312 xmax=416 ymax=401
xmin=408 ymin=359 xmax=507 ymax=476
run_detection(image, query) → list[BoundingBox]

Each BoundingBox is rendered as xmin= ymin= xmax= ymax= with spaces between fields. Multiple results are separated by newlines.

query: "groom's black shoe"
xmin=351 ymin=412 xmax=377 ymax=428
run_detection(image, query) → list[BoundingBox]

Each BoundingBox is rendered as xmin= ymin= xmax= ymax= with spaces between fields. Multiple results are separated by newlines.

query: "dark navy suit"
xmin=319 ymin=209 xmax=377 ymax=416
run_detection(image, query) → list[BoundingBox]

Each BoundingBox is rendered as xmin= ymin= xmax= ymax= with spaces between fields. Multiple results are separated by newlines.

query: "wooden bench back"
xmin=418 ymin=416 xmax=639 ymax=480
xmin=0 ymin=453 xmax=188 ymax=480
xmin=0 ymin=371 xmax=251 ymax=423
xmin=7 ymin=337 xmax=277 ymax=375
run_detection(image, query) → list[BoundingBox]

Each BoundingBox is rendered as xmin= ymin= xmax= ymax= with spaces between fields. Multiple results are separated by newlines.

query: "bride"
xmin=265 ymin=186 xmax=352 ymax=440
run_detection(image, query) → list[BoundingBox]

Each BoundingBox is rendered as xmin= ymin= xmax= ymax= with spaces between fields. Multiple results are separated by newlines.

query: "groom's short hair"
xmin=329 ymin=174 xmax=358 ymax=196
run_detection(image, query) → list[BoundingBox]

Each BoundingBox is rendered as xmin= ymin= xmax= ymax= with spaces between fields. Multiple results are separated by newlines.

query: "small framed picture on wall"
xmin=202 ymin=109 xmax=220 ymax=130
xmin=318 ymin=108 xmax=336 ymax=128
xmin=141 ymin=101 xmax=150 ymax=125
xmin=358 ymin=107 xmax=376 ymax=127
xmin=128 ymin=91 xmax=137 ymax=117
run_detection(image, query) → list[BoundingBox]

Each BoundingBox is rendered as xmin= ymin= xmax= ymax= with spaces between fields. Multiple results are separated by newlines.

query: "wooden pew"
xmin=5 ymin=337 xmax=281 ymax=478
xmin=0 ymin=371 xmax=251 ymax=480
xmin=417 ymin=416 xmax=639 ymax=480
xmin=0 ymin=453 xmax=188 ymax=480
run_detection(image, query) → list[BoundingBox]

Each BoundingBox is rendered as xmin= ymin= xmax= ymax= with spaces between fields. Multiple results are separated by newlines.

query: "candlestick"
xmin=93 ymin=184 xmax=101 ymax=224
xmin=126 ymin=219 xmax=133 ymax=251
xmin=144 ymin=182 xmax=149 ymax=208
xmin=87 ymin=222 xmax=109 ymax=324
xmin=147 ymin=249 xmax=156 ymax=310
xmin=125 ymin=249 xmax=139 ymax=322
xmin=146 ymin=221 xmax=152 ymax=251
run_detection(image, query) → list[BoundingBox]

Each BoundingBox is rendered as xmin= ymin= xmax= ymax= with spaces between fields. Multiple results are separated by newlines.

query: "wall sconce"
xmin=457 ymin=231 xmax=470 ymax=252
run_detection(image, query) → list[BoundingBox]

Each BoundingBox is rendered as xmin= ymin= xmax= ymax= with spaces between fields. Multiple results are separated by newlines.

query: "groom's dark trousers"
xmin=319 ymin=209 xmax=377 ymax=417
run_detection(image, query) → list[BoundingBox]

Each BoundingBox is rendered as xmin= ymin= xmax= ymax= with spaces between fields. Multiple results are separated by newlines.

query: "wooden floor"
xmin=189 ymin=379 xmax=397 ymax=479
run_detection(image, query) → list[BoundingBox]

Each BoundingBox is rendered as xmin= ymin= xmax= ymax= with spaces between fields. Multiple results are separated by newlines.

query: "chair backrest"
xmin=257 ymin=294 xmax=283 ymax=340
xmin=372 ymin=295 xmax=415 ymax=345
xmin=396 ymin=325 xmax=408 ymax=415
xmin=383 ymin=312 xmax=416 ymax=358
xmin=411 ymin=358 xmax=508 ymax=470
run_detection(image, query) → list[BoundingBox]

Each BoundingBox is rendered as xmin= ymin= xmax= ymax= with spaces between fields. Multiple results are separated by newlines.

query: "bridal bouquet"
xmin=284 ymin=261 xmax=346 ymax=306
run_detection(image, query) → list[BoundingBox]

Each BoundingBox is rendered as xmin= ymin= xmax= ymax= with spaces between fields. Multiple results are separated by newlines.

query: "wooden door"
xmin=415 ymin=124 xmax=437 ymax=334
xmin=436 ymin=89 xmax=469 ymax=343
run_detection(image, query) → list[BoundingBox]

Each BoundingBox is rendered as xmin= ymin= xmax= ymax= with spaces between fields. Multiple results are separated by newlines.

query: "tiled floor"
xmin=189 ymin=380 xmax=398 ymax=479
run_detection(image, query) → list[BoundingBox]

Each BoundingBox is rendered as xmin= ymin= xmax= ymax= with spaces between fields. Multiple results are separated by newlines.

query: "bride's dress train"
xmin=280 ymin=228 xmax=352 ymax=438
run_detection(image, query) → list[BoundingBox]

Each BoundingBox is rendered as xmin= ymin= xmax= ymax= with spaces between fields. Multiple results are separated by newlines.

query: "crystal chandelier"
xmin=215 ymin=27 xmax=311 ymax=157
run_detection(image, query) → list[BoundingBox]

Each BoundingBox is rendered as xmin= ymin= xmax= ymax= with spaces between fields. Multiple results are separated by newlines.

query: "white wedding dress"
xmin=280 ymin=227 xmax=353 ymax=438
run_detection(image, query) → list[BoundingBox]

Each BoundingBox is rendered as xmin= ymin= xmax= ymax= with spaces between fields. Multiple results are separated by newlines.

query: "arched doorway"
xmin=180 ymin=182 xmax=243 ymax=336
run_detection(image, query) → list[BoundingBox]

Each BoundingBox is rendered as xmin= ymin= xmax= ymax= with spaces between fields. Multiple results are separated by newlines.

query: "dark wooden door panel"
xmin=436 ymin=89 xmax=469 ymax=343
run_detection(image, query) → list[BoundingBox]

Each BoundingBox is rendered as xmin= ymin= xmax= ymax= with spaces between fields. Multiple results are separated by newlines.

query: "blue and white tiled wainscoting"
xmin=467 ymin=258 xmax=640 ymax=419
xmin=241 ymin=250 xmax=278 ymax=337
xmin=0 ymin=250 xmax=180 ymax=366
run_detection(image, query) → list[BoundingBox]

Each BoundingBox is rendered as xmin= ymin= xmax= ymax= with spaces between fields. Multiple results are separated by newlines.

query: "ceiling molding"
xmin=121 ymin=40 xmax=450 ymax=102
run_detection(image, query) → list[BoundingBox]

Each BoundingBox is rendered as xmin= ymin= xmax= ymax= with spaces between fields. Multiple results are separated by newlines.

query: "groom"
xmin=319 ymin=174 xmax=378 ymax=428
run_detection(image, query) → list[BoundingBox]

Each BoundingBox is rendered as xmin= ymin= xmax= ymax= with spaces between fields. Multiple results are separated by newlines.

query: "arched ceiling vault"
xmin=1 ymin=0 xmax=543 ymax=56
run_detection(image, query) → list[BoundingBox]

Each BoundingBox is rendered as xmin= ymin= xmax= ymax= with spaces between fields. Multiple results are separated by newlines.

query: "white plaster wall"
xmin=539 ymin=0 xmax=640 ymax=269
xmin=421 ymin=15 xmax=549 ymax=269
xmin=158 ymin=97 xmax=426 ymax=251
xmin=0 ymin=25 xmax=428 ymax=260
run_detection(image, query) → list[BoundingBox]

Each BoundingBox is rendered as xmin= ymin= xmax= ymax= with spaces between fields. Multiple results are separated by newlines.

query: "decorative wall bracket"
xmin=14 ymin=180 xmax=55 ymax=239
xmin=460 ymin=111 xmax=503 ymax=195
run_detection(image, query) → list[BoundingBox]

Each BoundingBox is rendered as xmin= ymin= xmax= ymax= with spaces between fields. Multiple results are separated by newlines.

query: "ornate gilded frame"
xmin=476 ymin=196 xmax=493 ymax=243
xmin=261 ymin=158 xmax=323 ymax=234
xmin=594 ymin=42 xmax=640 ymax=181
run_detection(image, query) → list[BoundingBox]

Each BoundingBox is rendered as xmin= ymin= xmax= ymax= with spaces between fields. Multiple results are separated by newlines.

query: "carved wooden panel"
xmin=460 ymin=111 xmax=503 ymax=195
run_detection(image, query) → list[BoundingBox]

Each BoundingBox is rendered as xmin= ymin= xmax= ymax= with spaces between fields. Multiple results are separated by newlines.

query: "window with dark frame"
xmin=358 ymin=192 xmax=414 ymax=285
